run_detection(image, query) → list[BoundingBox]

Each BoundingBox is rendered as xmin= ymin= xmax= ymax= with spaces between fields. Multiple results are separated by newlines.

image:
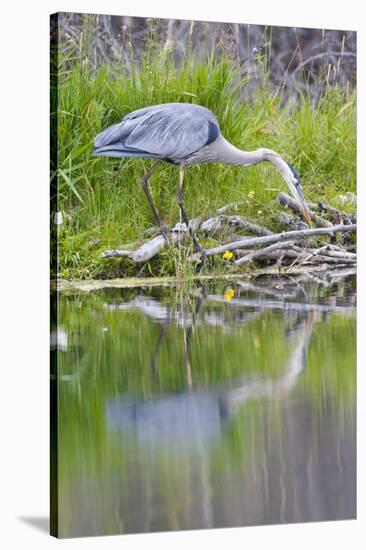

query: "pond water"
xmin=51 ymin=272 xmax=356 ymax=538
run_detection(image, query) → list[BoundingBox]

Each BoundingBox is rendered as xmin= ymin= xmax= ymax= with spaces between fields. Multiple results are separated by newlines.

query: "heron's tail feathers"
xmin=92 ymin=144 xmax=161 ymax=159
xmin=93 ymin=120 xmax=161 ymax=158
xmin=94 ymin=123 xmax=125 ymax=148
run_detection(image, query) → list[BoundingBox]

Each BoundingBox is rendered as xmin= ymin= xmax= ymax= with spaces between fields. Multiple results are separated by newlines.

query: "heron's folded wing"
xmin=125 ymin=110 xmax=218 ymax=159
xmin=94 ymin=119 xmax=139 ymax=148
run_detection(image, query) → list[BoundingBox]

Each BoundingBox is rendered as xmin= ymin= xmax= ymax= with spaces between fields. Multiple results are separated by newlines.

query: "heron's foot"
xmin=192 ymin=236 xmax=205 ymax=254
xmin=197 ymin=245 xmax=207 ymax=258
xmin=197 ymin=248 xmax=208 ymax=272
xmin=192 ymin=239 xmax=207 ymax=268
xmin=160 ymin=225 xmax=171 ymax=242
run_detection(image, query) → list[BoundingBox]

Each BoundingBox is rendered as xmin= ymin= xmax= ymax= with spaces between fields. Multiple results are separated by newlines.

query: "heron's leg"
xmin=140 ymin=160 xmax=168 ymax=238
xmin=177 ymin=164 xmax=204 ymax=252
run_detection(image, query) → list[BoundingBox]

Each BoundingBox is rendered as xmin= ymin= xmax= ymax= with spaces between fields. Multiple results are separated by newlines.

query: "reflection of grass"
xmin=52 ymin=25 xmax=356 ymax=279
xmin=60 ymin=294 xmax=291 ymax=395
xmin=306 ymin=314 xmax=356 ymax=411
xmin=59 ymin=288 xmax=356 ymax=398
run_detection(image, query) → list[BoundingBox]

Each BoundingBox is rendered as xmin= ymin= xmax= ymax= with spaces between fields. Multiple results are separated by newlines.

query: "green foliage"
xmin=53 ymin=39 xmax=356 ymax=279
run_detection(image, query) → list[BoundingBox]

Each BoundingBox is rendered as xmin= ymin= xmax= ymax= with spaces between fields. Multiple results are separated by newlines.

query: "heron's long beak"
xmin=288 ymin=179 xmax=312 ymax=226
xmin=265 ymin=155 xmax=312 ymax=226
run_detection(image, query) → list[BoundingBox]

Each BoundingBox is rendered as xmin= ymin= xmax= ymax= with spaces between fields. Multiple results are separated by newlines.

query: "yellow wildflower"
xmin=224 ymin=288 xmax=235 ymax=302
xmin=223 ymin=250 xmax=234 ymax=260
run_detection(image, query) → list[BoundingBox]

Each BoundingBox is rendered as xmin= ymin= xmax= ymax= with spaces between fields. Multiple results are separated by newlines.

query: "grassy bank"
xmin=52 ymin=40 xmax=356 ymax=280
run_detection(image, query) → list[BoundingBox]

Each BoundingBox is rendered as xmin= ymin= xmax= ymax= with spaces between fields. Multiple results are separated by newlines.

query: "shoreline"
xmin=52 ymin=264 xmax=356 ymax=292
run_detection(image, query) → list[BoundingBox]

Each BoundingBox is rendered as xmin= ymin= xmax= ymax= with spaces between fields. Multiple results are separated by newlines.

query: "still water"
xmin=52 ymin=272 xmax=356 ymax=538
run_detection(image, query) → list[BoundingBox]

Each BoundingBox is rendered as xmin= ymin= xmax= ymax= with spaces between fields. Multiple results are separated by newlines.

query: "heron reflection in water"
xmin=106 ymin=291 xmax=315 ymax=449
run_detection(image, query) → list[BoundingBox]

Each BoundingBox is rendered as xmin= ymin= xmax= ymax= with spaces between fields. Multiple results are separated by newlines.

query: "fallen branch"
xmin=278 ymin=192 xmax=332 ymax=228
xmin=232 ymin=216 xmax=273 ymax=236
xmin=102 ymin=209 xmax=273 ymax=263
xmin=303 ymin=255 xmax=355 ymax=265
xmin=236 ymin=244 xmax=356 ymax=267
xmin=315 ymin=248 xmax=356 ymax=260
xmin=308 ymin=200 xmax=356 ymax=224
xmin=102 ymin=218 xmax=201 ymax=263
xmin=216 ymin=202 xmax=245 ymax=214
xmin=236 ymin=249 xmax=301 ymax=263
xmin=101 ymin=249 xmax=132 ymax=258
xmin=200 ymin=215 xmax=273 ymax=236
xmin=101 ymin=197 xmax=356 ymax=269
xmin=235 ymin=241 xmax=296 ymax=265
xmin=195 ymin=223 xmax=356 ymax=259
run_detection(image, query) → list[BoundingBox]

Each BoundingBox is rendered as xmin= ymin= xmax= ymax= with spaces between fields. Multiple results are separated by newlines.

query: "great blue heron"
xmin=93 ymin=103 xmax=311 ymax=251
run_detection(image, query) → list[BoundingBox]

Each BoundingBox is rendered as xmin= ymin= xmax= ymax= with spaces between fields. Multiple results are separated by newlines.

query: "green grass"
xmin=52 ymin=40 xmax=356 ymax=280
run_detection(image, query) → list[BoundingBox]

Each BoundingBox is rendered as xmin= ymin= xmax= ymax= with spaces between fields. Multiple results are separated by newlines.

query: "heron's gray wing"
xmin=94 ymin=118 xmax=141 ymax=148
xmin=94 ymin=103 xmax=220 ymax=159
xmin=124 ymin=107 xmax=219 ymax=159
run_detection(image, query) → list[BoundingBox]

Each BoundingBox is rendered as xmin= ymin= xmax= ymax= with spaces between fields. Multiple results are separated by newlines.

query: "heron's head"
xmin=262 ymin=150 xmax=312 ymax=225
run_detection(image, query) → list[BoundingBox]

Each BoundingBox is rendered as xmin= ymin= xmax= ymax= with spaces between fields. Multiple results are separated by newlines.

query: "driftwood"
xmin=235 ymin=244 xmax=356 ymax=267
xmin=196 ymin=223 xmax=356 ymax=259
xmin=101 ymin=194 xmax=356 ymax=270
xmin=102 ymin=212 xmax=272 ymax=263
xmin=102 ymin=218 xmax=201 ymax=263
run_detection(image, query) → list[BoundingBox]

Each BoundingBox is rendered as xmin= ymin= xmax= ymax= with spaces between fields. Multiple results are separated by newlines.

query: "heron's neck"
xmin=214 ymin=137 xmax=264 ymax=166
xmin=215 ymin=137 xmax=286 ymax=172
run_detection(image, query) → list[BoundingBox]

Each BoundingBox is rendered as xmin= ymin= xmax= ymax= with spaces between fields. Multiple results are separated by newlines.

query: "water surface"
xmin=52 ymin=272 xmax=356 ymax=537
